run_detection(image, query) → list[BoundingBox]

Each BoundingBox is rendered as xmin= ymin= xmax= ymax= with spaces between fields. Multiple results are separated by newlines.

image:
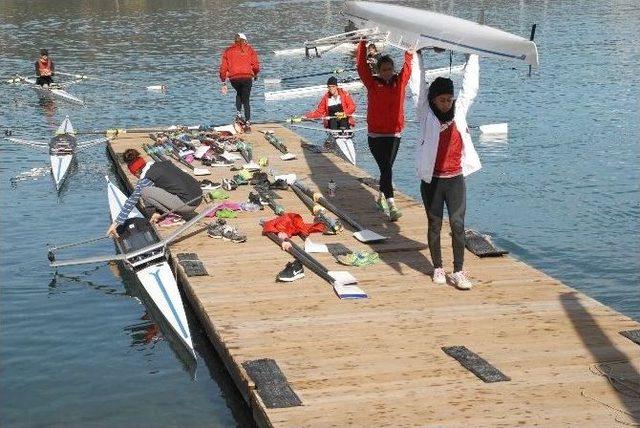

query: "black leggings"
xmin=36 ymin=76 xmax=53 ymax=86
xmin=420 ymin=175 xmax=466 ymax=272
xmin=230 ymin=78 xmax=253 ymax=121
xmin=368 ymin=136 xmax=400 ymax=199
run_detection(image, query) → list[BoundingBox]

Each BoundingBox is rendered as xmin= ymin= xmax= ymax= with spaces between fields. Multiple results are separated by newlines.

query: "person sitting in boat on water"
xmin=219 ymin=32 xmax=260 ymax=133
xmin=35 ymin=49 xmax=54 ymax=88
xmin=409 ymin=49 xmax=482 ymax=290
xmin=366 ymin=43 xmax=381 ymax=73
xmin=356 ymin=40 xmax=413 ymax=222
xmin=106 ymin=149 xmax=203 ymax=238
xmin=302 ymin=76 xmax=356 ymax=130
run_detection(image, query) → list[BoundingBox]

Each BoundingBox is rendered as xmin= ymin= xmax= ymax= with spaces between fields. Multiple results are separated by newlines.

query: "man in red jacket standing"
xmin=302 ymin=76 xmax=356 ymax=130
xmin=219 ymin=33 xmax=260 ymax=133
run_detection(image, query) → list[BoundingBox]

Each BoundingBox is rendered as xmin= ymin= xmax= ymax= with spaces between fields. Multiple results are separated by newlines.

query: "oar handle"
xmin=293 ymin=181 xmax=363 ymax=231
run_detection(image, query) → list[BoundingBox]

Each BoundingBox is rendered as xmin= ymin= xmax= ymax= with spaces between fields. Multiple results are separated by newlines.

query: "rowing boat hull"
xmin=345 ymin=1 xmax=539 ymax=66
xmin=106 ymin=177 xmax=195 ymax=357
xmin=22 ymin=76 xmax=85 ymax=105
xmin=50 ymin=154 xmax=74 ymax=190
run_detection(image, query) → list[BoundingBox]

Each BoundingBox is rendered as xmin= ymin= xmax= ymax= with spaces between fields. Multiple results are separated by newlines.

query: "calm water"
xmin=1 ymin=0 xmax=638 ymax=426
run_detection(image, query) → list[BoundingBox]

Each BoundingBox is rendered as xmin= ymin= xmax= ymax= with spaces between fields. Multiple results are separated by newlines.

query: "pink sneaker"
xmin=158 ymin=214 xmax=185 ymax=227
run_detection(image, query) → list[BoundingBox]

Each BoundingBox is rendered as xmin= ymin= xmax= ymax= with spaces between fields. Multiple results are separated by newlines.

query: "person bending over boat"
xmin=219 ymin=33 xmax=260 ymax=133
xmin=35 ymin=49 xmax=55 ymax=88
xmin=409 ymin=50 xmax=481 ymax=290
xmin=302 ymin=76 xmax=356 ymax=130
xmin=106 ymin=149 xmax=202 ymax=238
xmin=356 ymin=40 xmax=412 ymax=222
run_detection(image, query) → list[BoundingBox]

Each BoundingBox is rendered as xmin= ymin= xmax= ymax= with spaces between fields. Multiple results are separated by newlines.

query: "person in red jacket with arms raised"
xmin=219 ymin=33 xmax=260 ymax=133
xmin=356 ymin=40 xmax=412 ymax=222
xmin=302 ymin=76 xmax=356 ymax=130
xmin=35 ymin=49 xmax=55 ymax=89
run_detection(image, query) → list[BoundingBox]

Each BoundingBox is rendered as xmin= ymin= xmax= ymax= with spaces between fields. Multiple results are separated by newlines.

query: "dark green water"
xmin=1 ymin=0 xmax=638 ymax=426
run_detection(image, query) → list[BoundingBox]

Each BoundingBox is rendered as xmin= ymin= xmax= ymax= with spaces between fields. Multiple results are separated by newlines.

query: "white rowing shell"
xmin=106 ymin=177 xmax=195 ymax=356
xmin=50 ymin=154 xmax=73 ymax=190
xmin=22 ymin=76 xmax=85 ymax=105
xmin=345 ymin=1 xmax=539 ymax=66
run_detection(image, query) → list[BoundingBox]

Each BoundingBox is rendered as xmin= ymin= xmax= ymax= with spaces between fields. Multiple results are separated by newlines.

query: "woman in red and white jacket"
xmin=219 ymin=33 xmax=260 ymax=132
xmin=409 ymin=50 xmax=482 ymax=290
xmin=356 ymin=40 xmax=412 ymax=221
xmin=303 ymin=76 xmax=356 ymax=130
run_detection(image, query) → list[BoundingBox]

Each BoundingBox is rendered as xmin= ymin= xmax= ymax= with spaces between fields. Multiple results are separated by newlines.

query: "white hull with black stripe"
xmin=50 ymin=117 xmax=77 ymax=191
xmin=106 ymin=177 xmax=195 ymax=357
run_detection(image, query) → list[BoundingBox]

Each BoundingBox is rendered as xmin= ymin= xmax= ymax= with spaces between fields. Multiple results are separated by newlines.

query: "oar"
xmin=470 ymin=123 xmax=508 ymax=135
xmin=293 ymin=181 xmax=387 ymax=243
xmin=47 ymin=235 xmax=112 ymax=262
xmin=264 ymin=67 xmax=357 ymax=85
xmin=75 ymin=124 xmax=202 ymax=137
xmin=56 ymin=71 xmax=166 ymax=91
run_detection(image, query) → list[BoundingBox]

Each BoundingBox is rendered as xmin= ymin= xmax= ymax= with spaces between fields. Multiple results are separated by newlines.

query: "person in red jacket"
xmin=35 ymin=49 xmax=55 ymax=88
xmin=356 ymin=40 xmax=412 ymax=221
xmin=219 ymin=33 xmax=260 ymax=132
xmin=302 ymin=76 xmax=356 ymax=130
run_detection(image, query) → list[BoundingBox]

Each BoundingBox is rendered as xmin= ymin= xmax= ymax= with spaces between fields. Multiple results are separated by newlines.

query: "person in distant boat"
xmin=35 ymin=49 xmax=55 ymax=88
xmin=356 ymin=40 xmax=412 ymax=222
xmin=409 ymin=49 xmax=482 ymax=290
xmin=106 ymin=149 xmax=202 ymax=238
xmin=219 ymin=32 xmax=260 ymax=133
xmin=366 ymin=43 xmax=381 ymax=73
xmin=302 ymin=76 xmax=356 ymax=130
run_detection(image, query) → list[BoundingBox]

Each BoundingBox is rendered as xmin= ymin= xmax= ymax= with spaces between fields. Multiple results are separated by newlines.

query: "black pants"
xmin=420 ymin=175 xmax=466 ymax=272
xmin=230 ymin=78 xmax=253 ymax=121
xmin=36 ymin=76 xmax=53 ymax=86
xmin=368 ymin=136 xmax=400 ymax=199
xmin=327 ymin=117 xmax=350 ymax=130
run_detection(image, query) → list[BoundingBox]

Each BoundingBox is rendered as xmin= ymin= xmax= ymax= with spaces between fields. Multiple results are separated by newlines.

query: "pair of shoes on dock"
xmin=432 ymin=268 xmax=473 ymax=290
xmin=375 ymin=197 xmax=402 ymax=222
xmin=207 ymin=219 xmax=246 ymax=243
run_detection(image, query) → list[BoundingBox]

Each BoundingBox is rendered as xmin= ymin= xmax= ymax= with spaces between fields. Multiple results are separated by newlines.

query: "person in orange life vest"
xmin=356 ymin=40 xmax=412 ymax=222
xmin=219 ymin=33 xmax=260 ymax=133
xmin=35 ymin=49 xmax=55 ymax=88
xmin=302 ymin=76 xmax=356 ymax=130
xmin=409 ymin=49 xmax=481 ymax=290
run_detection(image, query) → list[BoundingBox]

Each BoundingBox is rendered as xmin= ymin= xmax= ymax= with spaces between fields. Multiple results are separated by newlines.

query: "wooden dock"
xmin=108 ymin=124 xmax=640 ymax=427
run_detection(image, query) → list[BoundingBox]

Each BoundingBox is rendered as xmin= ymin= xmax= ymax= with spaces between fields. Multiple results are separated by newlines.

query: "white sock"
xmin=386 ymin=197 xmax=395 ymax=206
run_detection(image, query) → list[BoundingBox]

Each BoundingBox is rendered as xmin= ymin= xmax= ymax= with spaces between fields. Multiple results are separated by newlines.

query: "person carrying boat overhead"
xmin=219 ymin=32 xmax=260 ymax=133
xmin=35 ymin=49 xmax=55 ymax=88
xmin=356 ymin=40 xmax=413 ymax=222
xmin=302 ymin=76 xmax=356 ymax=130
xmin=106 ymin=149 xmax=203 ymax=238
xmin=409 ymin=49 xmax=482 ymax=290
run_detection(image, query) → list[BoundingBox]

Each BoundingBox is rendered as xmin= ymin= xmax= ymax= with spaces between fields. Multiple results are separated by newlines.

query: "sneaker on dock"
xmin=277 ymin=260 xmax=304 ymax=282
xmin=158 ymin=214 xmax=185 ymax=227
xmin=450 ymin=271 xmax=473 ymax=290
xmin=389 ymin=205 xmax=402 ymax=222
xmin=375 ymin=197 xmax=389 ymax=213
xmin=432 ymin=267 xmax=446 ymax=285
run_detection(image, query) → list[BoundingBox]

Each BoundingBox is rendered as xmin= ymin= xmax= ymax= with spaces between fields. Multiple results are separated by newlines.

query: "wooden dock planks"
xmin=108 ymin=124 xmax=640 ymax=427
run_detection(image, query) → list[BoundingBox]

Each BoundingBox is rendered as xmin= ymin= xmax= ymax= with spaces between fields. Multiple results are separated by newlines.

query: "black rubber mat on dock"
xmin=620 ymin=330 xmax=640 ymax=345
xmin=465 ymin=229 xmax=509 ymax=257
xmin=442 ymin=346 xmax=510 ymax=383
xmin=242 ymin=358 xmax=302 ymax=408
xmin=176 ymin=253 xmax=208 ymax=277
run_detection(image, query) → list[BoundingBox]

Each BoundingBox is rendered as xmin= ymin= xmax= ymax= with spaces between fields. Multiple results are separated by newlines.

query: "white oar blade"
xmin=328 ymin=270 xmax=358 ymax=285
xmin=479 ymin=123 xmax=508 ymax=135
xmin=336 ymin=137 xmax=356 ymax=165
xmin=353 ymin=229 xmax=387 ymax=243
xmin=146 ymin=85 xmax=167 ymax=92
xmin=193 ymin=168 xmax=210 ymax=176
xmin=333 ymin=283 xmax=368 ymax=299
xmin=263 ymin=78 xmax=281 ymax=85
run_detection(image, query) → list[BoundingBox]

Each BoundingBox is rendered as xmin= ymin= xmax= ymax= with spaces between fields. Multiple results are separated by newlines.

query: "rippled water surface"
xmin=1 ymin=0 xmax=639 ymax=426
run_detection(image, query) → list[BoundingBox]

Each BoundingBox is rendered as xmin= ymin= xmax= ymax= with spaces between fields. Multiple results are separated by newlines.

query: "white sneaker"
xmin=450 ymin=271 xmax=473 ymax=290
xmin=432 ymin=267 xmax=446 ymax=284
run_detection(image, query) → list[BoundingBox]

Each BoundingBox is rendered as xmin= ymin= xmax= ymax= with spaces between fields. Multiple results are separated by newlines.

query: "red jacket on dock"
xmin=356 ymin=41 xmax=412 ymax=135
xmin=219 ymin=43 xmax=260 ymax=82
xmin=304 ymin=88 xmax=356 ymax=127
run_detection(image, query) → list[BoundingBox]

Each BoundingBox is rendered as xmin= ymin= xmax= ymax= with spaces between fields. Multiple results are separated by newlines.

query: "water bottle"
xmin=327 ymin=179 xmax=336 ymax=198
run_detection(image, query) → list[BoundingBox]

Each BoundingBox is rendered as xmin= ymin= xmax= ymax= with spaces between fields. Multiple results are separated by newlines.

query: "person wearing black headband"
xmin=302 ymin=76 xmax=356 ymax=130
xmin=409 ymin=51 xmax=482 ymax=290
xmin=35 ymin=49 xmax=55 ymax=88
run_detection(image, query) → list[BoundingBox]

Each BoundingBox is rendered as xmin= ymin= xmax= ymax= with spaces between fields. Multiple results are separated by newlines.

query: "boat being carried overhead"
xmin=344 ymin=1 xmax=539 ymax=66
